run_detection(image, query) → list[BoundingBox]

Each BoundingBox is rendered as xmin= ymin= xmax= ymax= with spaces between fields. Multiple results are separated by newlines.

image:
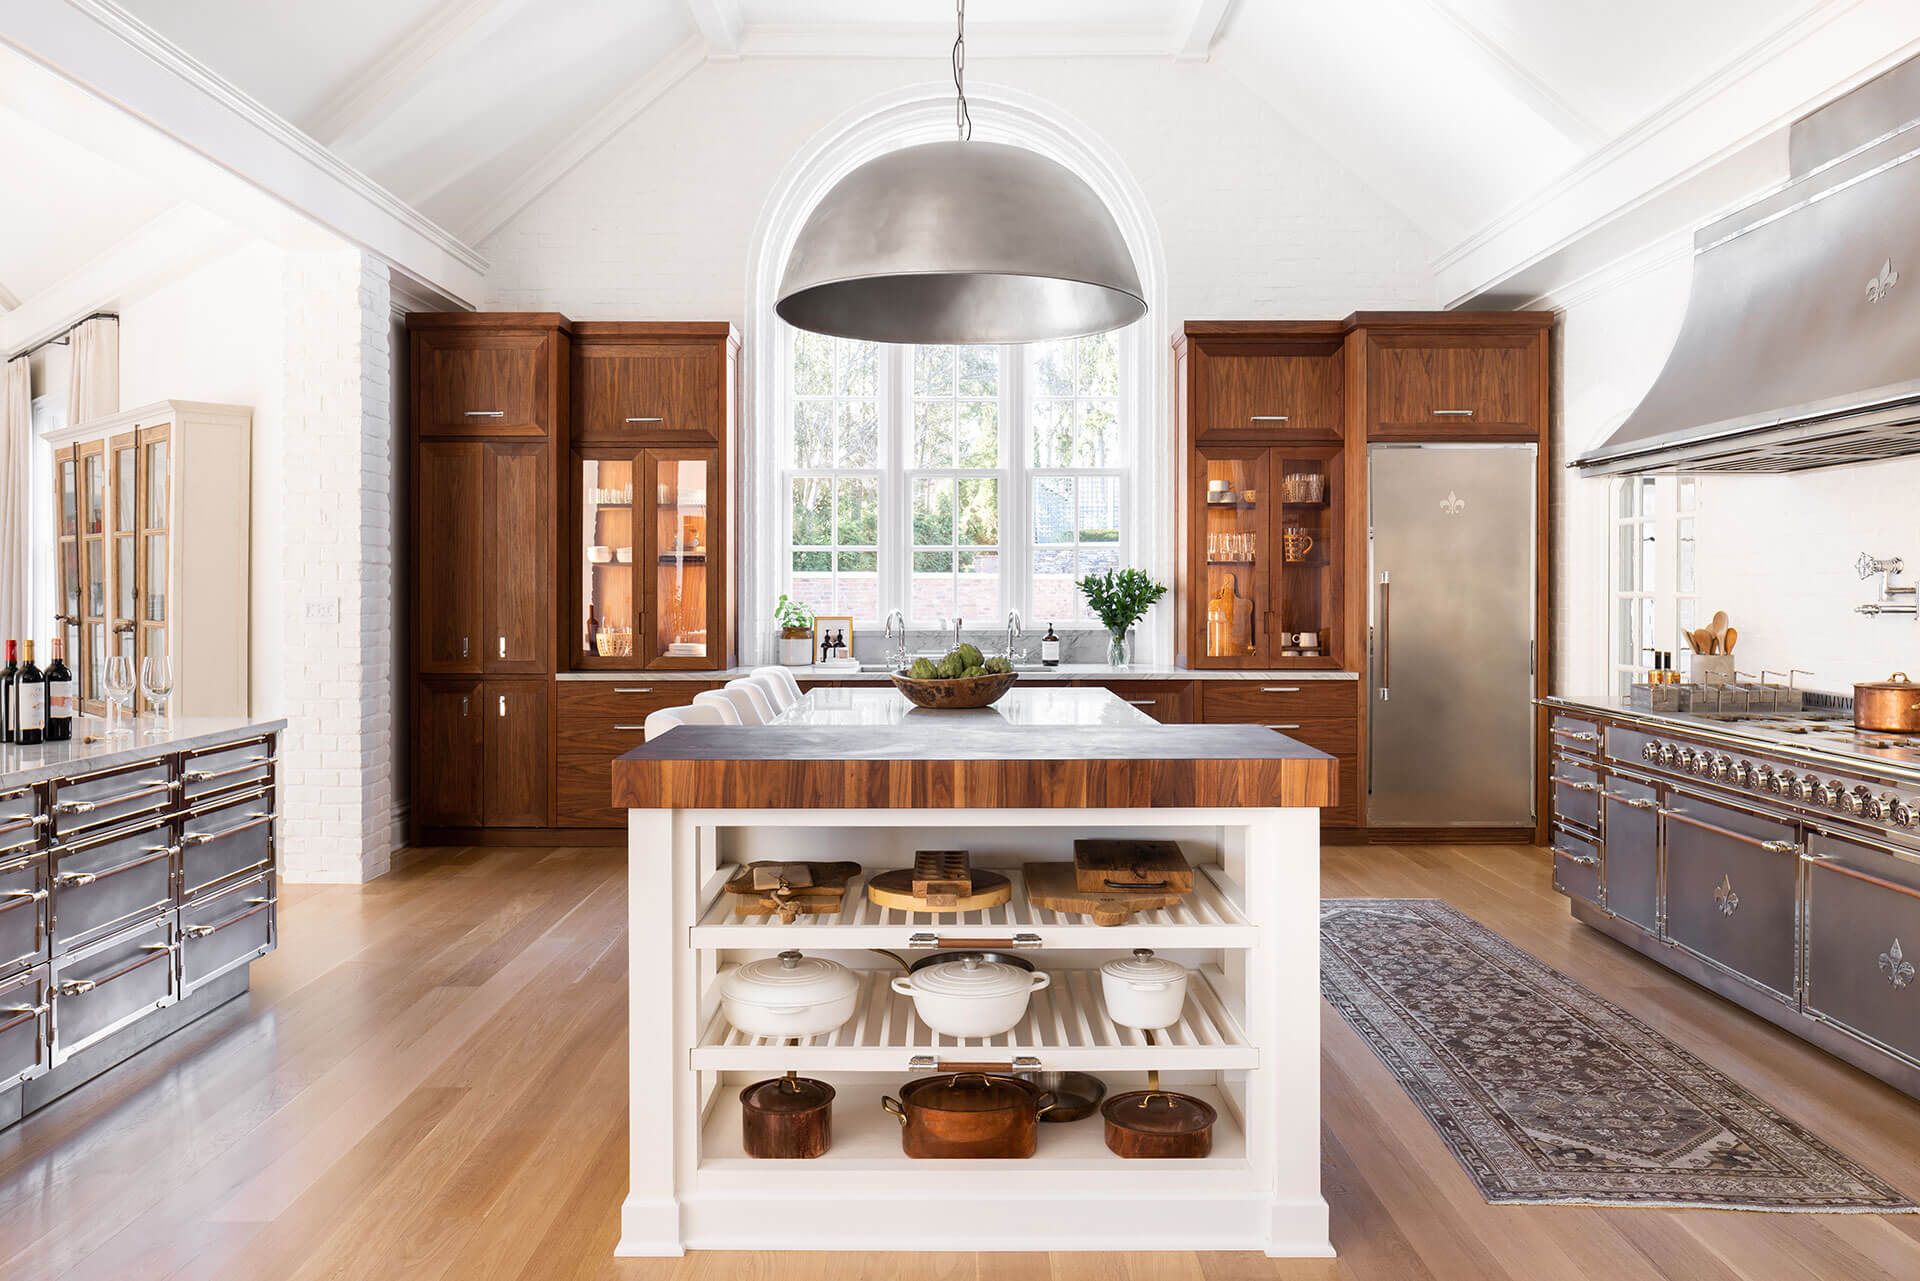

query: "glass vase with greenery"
xmin=1075 ymin=568 xmax=1169 ymax=669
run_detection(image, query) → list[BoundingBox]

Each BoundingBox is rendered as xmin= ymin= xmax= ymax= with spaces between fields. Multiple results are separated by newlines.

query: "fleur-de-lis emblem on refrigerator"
xmin=1439 ymin=491 xmax=1466 ymax=517
xmin=1881 ymin=939 xmax=1915 ymax=990
xmin=1714 ymin=874 xmax=1739 ymax=917
xmin=1866 ymin=260 xmax=1899 ymax=303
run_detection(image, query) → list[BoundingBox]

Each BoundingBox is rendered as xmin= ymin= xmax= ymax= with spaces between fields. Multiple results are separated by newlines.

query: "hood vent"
xmin=1577 ymin=56 xmax=1920 ymax=476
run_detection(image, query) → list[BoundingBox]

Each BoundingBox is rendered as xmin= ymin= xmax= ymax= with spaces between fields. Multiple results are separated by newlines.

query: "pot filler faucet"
xmin=1856 ymin=552 xmax=1917 ymax=616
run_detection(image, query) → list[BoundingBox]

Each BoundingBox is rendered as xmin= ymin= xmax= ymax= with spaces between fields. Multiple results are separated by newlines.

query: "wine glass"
xmin=140 ymin=655 xmax=174 ymax=719
xmin=103 ymin=654 xmax=135 ymax=736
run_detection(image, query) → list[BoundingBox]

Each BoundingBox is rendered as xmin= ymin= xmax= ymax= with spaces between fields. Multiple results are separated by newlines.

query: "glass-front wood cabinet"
xmin=573 ymin=447 xmax=725 ymax=669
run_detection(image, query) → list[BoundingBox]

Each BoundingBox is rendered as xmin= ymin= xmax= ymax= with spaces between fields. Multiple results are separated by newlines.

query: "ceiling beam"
xmin=1414 ymin=0 xmax=1609 ymax=151
xmin=685 ymin=0 xmax=743 ymax=61
xmin=304 ymin=0 xmax=519 ymax=150
xmin=0 ymin=278 xmax=19 ymax=312
xmin=1172 ymin=0 xmax=1236 ymax=63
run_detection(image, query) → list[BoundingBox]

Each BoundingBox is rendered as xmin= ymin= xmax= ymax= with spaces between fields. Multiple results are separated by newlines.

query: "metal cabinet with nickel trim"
xmin=49 ymin=815 xmax=177 ymax=953
xmin=180 ymin=786 xmax=274 ymax=901
xmin=1599 ymin=771 xmax=1659 ymax=933
xmin=180 ymin=734 xmax=276 ymax=802
xmin=50 ymin=910 xmax=176 ymax=1065
xmin=180 ymin=870 xmax=275 ymax=995
xmin=1660 ymin=787 xmax=1801 ymax=1002
xmin=1802 ymin=832 xmax=1920 ymax=1070
xmin=1549 ymin=756 xmax=1601 ymax=834
xmin=1550 ymin=823 xmax=1602 ymax=909
xmin=0 ymin=965 xmax=50 ymax=1090
xmin=47 ymin=759 xmax=174 ymax=841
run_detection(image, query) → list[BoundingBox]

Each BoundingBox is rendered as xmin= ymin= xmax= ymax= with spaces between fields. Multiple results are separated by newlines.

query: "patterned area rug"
xmin=1321 ymin=899 xmax=1919 ymax=1211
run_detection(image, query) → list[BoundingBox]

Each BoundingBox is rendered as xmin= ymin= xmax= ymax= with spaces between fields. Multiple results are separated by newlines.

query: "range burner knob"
xmin=1659 ymin=743 xmax=1679 ymax=767
xmin=1733 ymin=761 xmax=1755 ymax=786
xmin=1840 ymin=787 xmax=1870 ymax=815
xmin=1711 ymin=755 xmax=1734 ymax=781
xmin=1792 ymin=776 xmax=1816 ymax=802
xmin=1812 ymin=780 xmax=1834 ymax=807
xmin=1867 ymin=794 xmax=1891 ymax=821
xmin=1772 ymin=770 xmax=1793 ymax=795
xmin=1642 ymin=740 xmax=1661 ymax=762
xmin=1755 ymin=767 xmax=1777 ymax=792
xmin=1895 ymin=801 xmax=1919 ymax=829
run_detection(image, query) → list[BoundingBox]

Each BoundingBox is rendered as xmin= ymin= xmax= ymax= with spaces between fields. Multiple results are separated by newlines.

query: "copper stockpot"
xmin=1854 ymin=673 xmax=1920 ymax=733
xmin=882 ymin=1073 xmax=1054 ymax=1158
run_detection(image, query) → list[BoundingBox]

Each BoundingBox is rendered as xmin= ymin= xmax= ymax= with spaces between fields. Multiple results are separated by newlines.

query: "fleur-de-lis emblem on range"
xmin=1881 ymin=939 xmax=1914 ymax=990
xmin=1439 ymin=491 xmax=1466 ymax=517
xmin=1866 ymin=260 xmax=1899 ymax=303
xmin=1714 ymin=874 xmax=1739 ymax=917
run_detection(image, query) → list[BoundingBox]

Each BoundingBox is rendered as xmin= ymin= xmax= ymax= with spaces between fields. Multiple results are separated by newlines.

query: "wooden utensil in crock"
xmin=1854 ymin=673 xmax=1920 ymax=733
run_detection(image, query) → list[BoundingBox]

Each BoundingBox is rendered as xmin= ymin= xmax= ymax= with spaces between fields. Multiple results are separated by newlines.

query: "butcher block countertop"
xmin=611 ymin=688 xmax=1335 ymax=810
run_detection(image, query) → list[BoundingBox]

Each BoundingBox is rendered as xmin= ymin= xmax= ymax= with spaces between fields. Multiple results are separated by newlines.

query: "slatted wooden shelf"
xmin=691 ymin=964 xmax=1254 ymax=1072
xmin=690 ymin=863 xmax=1256 ymax=948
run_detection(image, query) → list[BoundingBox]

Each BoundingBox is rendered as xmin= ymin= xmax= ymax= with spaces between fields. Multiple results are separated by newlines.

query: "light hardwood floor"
xmin=4 ymin=842 xmax=1920 ymax=1281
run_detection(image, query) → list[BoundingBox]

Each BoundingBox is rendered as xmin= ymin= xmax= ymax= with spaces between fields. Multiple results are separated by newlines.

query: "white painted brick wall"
xmin=278 ymin=249 xmax=396 ymax=884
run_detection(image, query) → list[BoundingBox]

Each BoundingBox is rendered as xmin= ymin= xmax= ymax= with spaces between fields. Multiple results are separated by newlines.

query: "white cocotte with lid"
xmin=719 ymin=949 xmax=860 ymax=1039
xmin=1099 ymin=948 xmax=1189 ymax=1030
xmin=891 ymin=954 xmax=1052 ymax=1037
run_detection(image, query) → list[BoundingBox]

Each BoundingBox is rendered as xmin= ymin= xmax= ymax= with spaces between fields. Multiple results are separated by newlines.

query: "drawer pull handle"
xmin=1555 ymin=731 xmax=1598 ymax=743
xmin=140 ymin=943 xmax=175 ymax=953
xmin=1 ymin=1002 xmax=50 ymax=1017
xmin=0 ymin=888 xmax=48 ymax=903
xmin=908 ymin=1054 xmax=1041 ymax=1073
xmin=1880 ymin=940 xmax=1915 ymax=990
xmin=625 ymin=416 xmax=665 ymax=424
xmin=1553 ymin=778 xmax=1599 ymax=793
xmin=183 ymin=756 xmax=274 ymax=783
xmin=1604 ymin=794 xmax=1655 ymax=810
xmin=1555 ymin=848 xmax=1598 ymax=867
xmin=613 ymin=725 xmax=647 ymax=732
xmin=1432 ymin=409 xmax=1475 ymax=417
xmin=907 ymin=933 xmax=1041 ymax=949
xmin=1260 ymin=686 xmax=1301 ymax=693
xmin=55 ymin=779 xmax=170 ymax=813
xmin=1761 ymin=839 xmax=1799 ymax=854
xmin=1249 ymin=415 xmax=1290 ymax=422
xmin=464 ymin=410 xmax=505 ymax=418
xmin=1266 ymin=723 xmax=1301 ymax=731
xmin=614 ymin=687 xmax=654 ymax=694
xmin=183 ymin=924 xmax=216 ymax=939
xmin=56 ymin=979 xmax=96 ymax=996
xmin=182 ymin=813 xmax=273 ymax=845
xmin=245 ymin=897 xmax=278 ymax=906
xmin=1125 ymin=699 xmax=1156 ymax=706
xmin=143 ymin=844 xmax=182 ymax=857
xmin=54 ymin=872 xmax=97 ymax=887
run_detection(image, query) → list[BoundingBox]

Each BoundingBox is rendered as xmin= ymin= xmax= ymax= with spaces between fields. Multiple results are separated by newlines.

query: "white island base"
xmin=620 ymin=805 xmax=1330 ymax=1258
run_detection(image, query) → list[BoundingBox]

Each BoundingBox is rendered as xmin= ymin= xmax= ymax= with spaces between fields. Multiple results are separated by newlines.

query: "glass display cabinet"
xmin=574 ymin=447 xmax=725 ymax=669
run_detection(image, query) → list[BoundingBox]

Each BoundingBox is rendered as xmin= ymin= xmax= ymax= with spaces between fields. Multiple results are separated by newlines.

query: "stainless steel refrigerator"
xmin=1367 ymin=443 xmax=1537 ymax=827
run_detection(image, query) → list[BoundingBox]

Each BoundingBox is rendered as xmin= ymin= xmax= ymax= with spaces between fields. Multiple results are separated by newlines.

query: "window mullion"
xmin=885 ymin=344 xmax=909 ymax=624
xmin=1004 ymin=346 xmax=1026 ymax=626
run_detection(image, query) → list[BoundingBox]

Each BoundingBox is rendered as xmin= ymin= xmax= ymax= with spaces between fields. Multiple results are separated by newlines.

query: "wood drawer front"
xmin=0 ymin=853 xmax=49 ymax=979
xmin=1367 ymin=334 xmax=1541 ymax=436
xmin=1197 ymin=350 xmax=1342 ymax=440
xmin=181 ymin=871 xmax=275 ymax=996
xmin=0 ymin=965 xmax=50 ymax=1090
xmin=49 ymin=761 xmax=174 ymax=840
xmin=181 ymin=788 xmax=274 ymax=899
xmin=1199 ymin=681 xmax=1356 ymax=723
xmin=1085 ymin=681 xmax=1196 ymax=723
xmin=52 ymin=913 xmax=175 ymax=1064
xmin=557 ymin=682 xmax=718 ymax=826
xmin=416 ymin=331 xmax=550 ymax=438
xmin=1804 ymin=842 xmax=1920 ymax=1065
xmin=576 ymin=343 xmax=720 ymax=442
xmin=1270 ymin=718 xmax=1358 ymax=825
xmin=51 ymin=817 xmax=177 ymax=954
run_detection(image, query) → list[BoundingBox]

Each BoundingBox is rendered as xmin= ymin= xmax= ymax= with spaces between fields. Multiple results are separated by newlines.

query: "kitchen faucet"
xmin=883 ymin=608 xmax=907 ymax=668
xmin=1005 ymin=609 xmax=1023 ymax=662
xmin=952 ymin=616 xmax=964 ymax=652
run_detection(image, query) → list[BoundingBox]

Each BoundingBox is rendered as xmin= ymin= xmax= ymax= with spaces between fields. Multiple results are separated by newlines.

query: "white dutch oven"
xmin=720 ymin=949 xmax=859 ymax=1039
xmin=891 ymin=954 xmax=1051 ymax=1037
xmin=1099 ymin=948 xmax=1188 ymax=1030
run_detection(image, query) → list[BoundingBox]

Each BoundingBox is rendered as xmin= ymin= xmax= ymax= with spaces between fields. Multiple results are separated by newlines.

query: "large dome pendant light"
xmin=775 ymin=1 xmax=1147 ymax=345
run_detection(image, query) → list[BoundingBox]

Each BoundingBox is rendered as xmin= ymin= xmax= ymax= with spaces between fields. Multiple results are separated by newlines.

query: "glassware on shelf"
xmin=581 ymin=457 xmax=638 ymax=662
xmin=103 ymin=653 xmax=135 ymax=735
xmin=140 ymin=655 xmax=174 ymax=717
xmin=1281 ymin=472 xmax=1326 ymax=503
xmin=652 ymin=455 xmax=710 ymax=661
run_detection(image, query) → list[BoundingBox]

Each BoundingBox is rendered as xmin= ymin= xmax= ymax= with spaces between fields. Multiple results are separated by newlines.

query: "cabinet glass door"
xmin=645 ymin=449 xmax=717 ymax=667
xmin=54 ymin=448 xmax=85 ymax=703
xmin=1273 ymin=446 xmax=1342 ymax=667
xmin=1196 ymin=449 xmax=1269 ymax=665
xmin=78 ymin=442 xmax=109 ymax=713
xmin=136 ymin=427 xmax=170 ymax=708
xmin=577 ymin=454 xmax=637 ymax=666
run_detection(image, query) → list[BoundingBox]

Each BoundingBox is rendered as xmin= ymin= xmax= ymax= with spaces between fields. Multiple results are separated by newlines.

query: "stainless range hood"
xmin=1577 ymin=56 xmax=1920 ymax=476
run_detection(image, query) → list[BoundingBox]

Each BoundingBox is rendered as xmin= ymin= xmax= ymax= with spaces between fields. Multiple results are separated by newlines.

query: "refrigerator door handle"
xmin=1378 ymin=570 xmax=1391 ymax=700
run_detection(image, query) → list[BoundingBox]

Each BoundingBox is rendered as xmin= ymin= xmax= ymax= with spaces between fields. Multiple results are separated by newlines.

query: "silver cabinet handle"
xmin=1554 ymin=847 xmax=1599 ymax=867
xmin=55 ymin=779 xmax=170 ymax=814
xmin=1604 ymin=794 xmax=1655 ymax=810
xmin=183 ymin=756 xmax=274 ymax=783
xmin=1553 ymin=778 xmax=1599 ymax=793
xmin=498 ymin=636 xmax=506 ymax=658
xmin=1249 ymin=415 xmax=1289 ymax=422
xmin=1260 ymin=686 xmax=1301 ymax=693
xmin=53 ymin=872 xmax=97 ymax=887
xmin=613 ymin=725 xmax=647 ymax=731
xmin=461 ymin=637 xmax=470 ymax=658
xmin=1266 ymin=723 xmax=1302 ymax=730
xmin=0 ymin=889 xmax=48 ymax=902
xmin=460 ymin=696 xmax=470 ymax=717
xmin=56 ymin=979 xmax=96 ymax=996
xmin=908 ymin=1054 xmax=1041 ymax=1072
xmin=1555 ymin=731 xmax=1598 ymax=743
xmin=245 ymin=897 xmax=278 ymax=906
xmin=1761 ymin=839 xmax=1800 ymax=854
xmin=625 ymin=416 xmax=664 ymax=423
xmin=464 ymin=410 xmax=504 ymax=418
xmin=1 ymin=1002 xmax=50 ymax=1016
xmin=183 ymin=924 xmax=215 ymax=938
xmin=181 ymin=813 xmax=272 ymax=845
xmin=1125 ymin=699 xmax=1155 ymax=706
xmin=1378 ymin=569 xmax=1391 ymax=695
xmin=1432 ymin=409 xmax=1475 ymax=417
xmin=142 ymin=844 xmax=183 ymax=858
xmin=614 ymin=687 xmax=653 ymax=694
xmin=498 ymin=695 xmax=507 ymax=717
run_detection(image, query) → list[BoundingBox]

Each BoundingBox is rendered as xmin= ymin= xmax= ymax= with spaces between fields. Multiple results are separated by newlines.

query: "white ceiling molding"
xmin=686 ymin=0 xmax=744 ymax=61
xmin=1172 ymin=0 xmax=1237 ymax=63
xmin=0 ymin=279 xmax=20 ymax=312
xmin=457 ymin=35 xmax=708 ymax=246
xmin=734 ymin=23 xmax=1172 ymax=60
xmin=2 ymin=0 xmax=487 ymax=305
xmin=303 ymin=0 xmax=514 ymax=148
xmin=1414 ymin=0 xmax=1607 ymax=150
xmin=1433 ymin=0 xmax=1920 ymax=306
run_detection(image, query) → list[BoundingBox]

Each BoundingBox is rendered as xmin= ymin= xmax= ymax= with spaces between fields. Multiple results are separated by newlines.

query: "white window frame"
xmin=1609 ymin=476 xmax=1701 ymax=696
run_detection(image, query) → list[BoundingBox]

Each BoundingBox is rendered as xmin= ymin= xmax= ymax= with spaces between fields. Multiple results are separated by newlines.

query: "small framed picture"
xmin=812 ymin=616 xmax=855 ymax=667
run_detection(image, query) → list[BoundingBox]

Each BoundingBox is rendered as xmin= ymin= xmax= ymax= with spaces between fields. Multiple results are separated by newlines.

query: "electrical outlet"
xmin=303 ymin=596 xmax=340 ymax=625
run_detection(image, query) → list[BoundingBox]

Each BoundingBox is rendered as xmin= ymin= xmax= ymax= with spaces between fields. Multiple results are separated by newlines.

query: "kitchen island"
xmin=610 ymin=686 xmax=1334 ymax=1258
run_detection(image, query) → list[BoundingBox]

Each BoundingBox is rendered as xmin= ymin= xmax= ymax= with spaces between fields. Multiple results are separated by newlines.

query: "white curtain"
xmin=66 ymin=316 xmax=120 ymax=425
xmin=1 ymin=356 xmax=30 ymax=643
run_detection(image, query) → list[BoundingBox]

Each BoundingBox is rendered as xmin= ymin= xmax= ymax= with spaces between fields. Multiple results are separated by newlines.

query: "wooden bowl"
xmin=889 ymin=669 xmax=1019 ymax=709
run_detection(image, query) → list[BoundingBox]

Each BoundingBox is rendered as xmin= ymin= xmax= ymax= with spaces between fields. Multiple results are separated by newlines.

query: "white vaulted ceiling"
xmin=21 ymin=0 xmax=1914 ymax=311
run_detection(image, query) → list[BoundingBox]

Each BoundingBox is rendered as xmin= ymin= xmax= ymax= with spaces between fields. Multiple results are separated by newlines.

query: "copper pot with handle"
xmin=1854 ymin=673 xmax=1920 ymax=733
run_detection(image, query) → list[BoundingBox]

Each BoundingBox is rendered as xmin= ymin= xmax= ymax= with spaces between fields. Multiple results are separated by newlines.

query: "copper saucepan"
xmin=1854 ymin=672 xmax=1920 ymax=733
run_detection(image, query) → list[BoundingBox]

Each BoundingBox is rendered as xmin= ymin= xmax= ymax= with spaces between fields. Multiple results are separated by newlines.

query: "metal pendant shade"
xmin=775 ymin=140 xmax=1147 ymax=345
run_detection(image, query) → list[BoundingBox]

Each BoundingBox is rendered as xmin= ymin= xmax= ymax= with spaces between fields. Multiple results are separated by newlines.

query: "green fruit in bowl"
xmin=908 ymin=657 xmax=936 ymax=680
xmin=984 ymin=656 xmax=1012 ymax=675
xmin=963 ymin=665 xmax=985 ymax=679
xmin=935 ymin=653 xmax=966 ymax=679
xmin=955 ymin=643 xmax=983 ymax=669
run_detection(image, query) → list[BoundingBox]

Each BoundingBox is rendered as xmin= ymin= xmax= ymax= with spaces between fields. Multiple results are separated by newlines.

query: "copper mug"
xmin=1282 ymin=526 xmax=1314 ymax=563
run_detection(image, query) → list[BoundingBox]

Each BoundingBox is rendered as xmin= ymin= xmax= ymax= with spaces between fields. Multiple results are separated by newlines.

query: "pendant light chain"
xmin=952 ymin=0 xmax=972 ymax=141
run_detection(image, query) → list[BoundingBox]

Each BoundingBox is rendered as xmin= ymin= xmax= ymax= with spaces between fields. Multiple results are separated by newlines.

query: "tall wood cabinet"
xmin=48 ymin=401 xmax=252 ymax=717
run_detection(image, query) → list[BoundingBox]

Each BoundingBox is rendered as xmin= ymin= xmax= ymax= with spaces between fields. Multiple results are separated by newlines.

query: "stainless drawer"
xmin=181 ymin=871 xmax=275 ymax=995
xmin=1551 ymin=823 xmax=1602 ymax=909
xmin=1549 ymin=714 xmax=1601 ymax=757
xmin=181 ymin=736 xmax=276 ymax=801
xmin=1662 ymin=789 xmax=1799 ymax=1001
xmin=0 ymin=964 xmax=50 ymax=1091
xmin=0 ymin=852 xmax=49 ymax=978
xmin=181 ymin=788 xmax=274 ymax=899
xmin=49 ymin=760 xmax=174 ymax=839
xmin=1550 ymin=757 xmax=1601 ymax=833
xmin=1600 ymin=773 xmax=1659 ymax=932
xmin=1605 ymin=724 xmax=1657 ymax=768
xmin=0 ymin=781 xmax=42 ymax=829
xmin=1804 ymin=835 xmax=1920 ymax=1067
xmin=50 ymin=817 xmax=177 ymax=953
xmin=51 ymin=913 xmax=175 ymax=1065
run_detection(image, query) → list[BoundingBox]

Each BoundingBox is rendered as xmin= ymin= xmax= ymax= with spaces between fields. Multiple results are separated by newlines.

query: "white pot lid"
xmin=903 ymin=953 xmax=1034 ymax=999
xmin=1100 ymin=948 xmax=1188 ymax=985
xmin=722 ymin=950 xmax=857 ymax=1007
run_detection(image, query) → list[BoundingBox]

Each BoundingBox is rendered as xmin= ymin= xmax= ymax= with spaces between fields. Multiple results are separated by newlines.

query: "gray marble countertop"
xmin=0 ymin=716 xmax=287 ymax=789
xmin=559 ymin=665 xmax=1359 ymax=683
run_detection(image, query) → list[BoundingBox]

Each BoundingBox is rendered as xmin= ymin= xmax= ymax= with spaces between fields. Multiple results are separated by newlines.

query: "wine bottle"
xmin=45 ymin=638 xmax=74 ymax=742
xmin=0 ymin=640 xmax=15 ymax=744
xmin=1040 ymin=622 xmax=1061 ymax=667
xmin=15 ymin=641 xmax=44 ymax=746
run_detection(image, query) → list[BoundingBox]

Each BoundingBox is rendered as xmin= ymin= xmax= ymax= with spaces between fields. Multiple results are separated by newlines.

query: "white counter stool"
xmin=690 ymin=690 xmax=746 ymax=724
xmin=744 ymin=671 xmax=794 ymax=713
xmin=751 ymin=666 xmax=805 ymax=707
xmin=643 ymin=702 xmax=730 ymax=741
xmin=715 ymin=681 xmax=774 ymax=725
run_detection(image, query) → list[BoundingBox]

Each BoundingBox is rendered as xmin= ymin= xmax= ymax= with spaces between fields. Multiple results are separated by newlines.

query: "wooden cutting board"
xmin=724 ymin=861 xmax=861 ymax=920
xmin=867 ymin=867 xmax=1012 ymax=913
xmin=1025 ymin=862 xmax=1184 ymax=926
xmin=1072 ymin=839 xmax=1194 ymax=893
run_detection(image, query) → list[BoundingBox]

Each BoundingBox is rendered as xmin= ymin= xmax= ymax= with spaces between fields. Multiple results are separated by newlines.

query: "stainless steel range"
xmin=1544 ymin=694 xmax=1920 ymax=1098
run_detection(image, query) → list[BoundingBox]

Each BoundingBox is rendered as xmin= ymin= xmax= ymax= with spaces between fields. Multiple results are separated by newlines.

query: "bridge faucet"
xmin=883 ymin=609 xmax=907 ymax=668
xmin=1005 ymin=609 xmax=1023 ymax=662
xmin=952 ymin=616 xmax=964 ymax=653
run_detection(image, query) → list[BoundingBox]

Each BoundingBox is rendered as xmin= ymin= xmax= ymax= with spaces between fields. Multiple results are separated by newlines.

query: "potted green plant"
xmin=775 ymin=594 xmax=815 ymax=667
xmin=1075 ymin=568 xmax=1169 ymax=669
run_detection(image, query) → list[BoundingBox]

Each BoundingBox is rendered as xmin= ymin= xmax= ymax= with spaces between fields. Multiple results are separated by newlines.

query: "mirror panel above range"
xmin=1543 ymin=692 xmax=1920 ymax=1098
